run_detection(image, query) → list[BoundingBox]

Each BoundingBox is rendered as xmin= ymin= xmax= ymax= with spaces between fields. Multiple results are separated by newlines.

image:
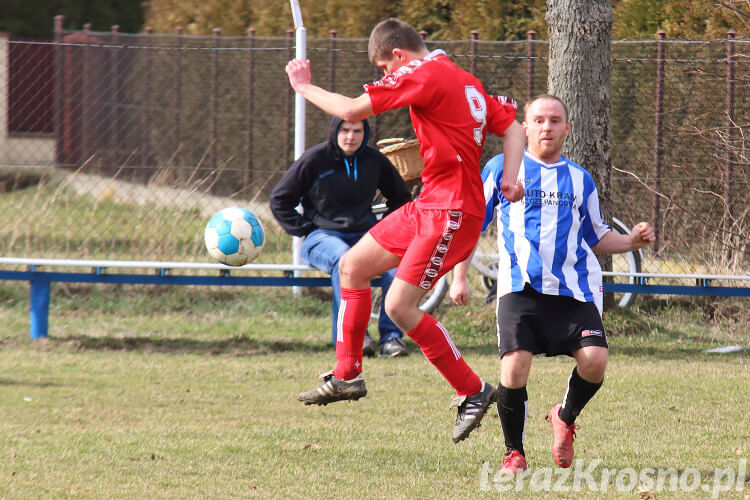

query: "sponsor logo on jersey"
xmin=581 ymin=329 xmax=603 ymax=338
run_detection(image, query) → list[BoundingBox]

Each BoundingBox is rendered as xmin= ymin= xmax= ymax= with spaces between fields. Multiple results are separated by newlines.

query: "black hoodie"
xmin=270 ymin=117 xmax=411 ymax=237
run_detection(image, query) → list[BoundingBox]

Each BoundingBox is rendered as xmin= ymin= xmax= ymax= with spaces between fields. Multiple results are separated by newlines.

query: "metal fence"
xmin=0 ymin=22 xmax=747 ymax=285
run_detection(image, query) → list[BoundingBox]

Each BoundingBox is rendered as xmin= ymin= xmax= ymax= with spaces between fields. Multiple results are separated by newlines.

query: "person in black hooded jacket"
xmin=270 ymin=117 xmax=412 ymax=357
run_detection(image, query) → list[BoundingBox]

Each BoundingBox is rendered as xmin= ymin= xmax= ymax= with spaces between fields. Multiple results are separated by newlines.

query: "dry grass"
xmin=0 ymin=284 xmax=747 ymax=498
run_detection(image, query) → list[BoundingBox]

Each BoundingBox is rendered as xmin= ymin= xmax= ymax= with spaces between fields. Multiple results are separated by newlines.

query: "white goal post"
xmin=290 ymin=0 xmax=307 ymax=295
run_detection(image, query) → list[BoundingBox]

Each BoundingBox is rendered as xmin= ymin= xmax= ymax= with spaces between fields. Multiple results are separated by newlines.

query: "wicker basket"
xmin=377 ymin=138 xmax=423 ymax=184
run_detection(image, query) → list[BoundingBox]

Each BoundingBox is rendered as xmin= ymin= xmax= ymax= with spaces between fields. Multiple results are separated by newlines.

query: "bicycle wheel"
xmin=419 ymin=274 xmax=449 ymax=313
xmin=609 ymin=217 xmax=642 ymax=308
xmin=471 ymin=251 xmax=499 ymax=289
xmin=370 ymin=274 xmax=449 ymax=321
xmin=472 ymin=225 xmax=499 ymax=291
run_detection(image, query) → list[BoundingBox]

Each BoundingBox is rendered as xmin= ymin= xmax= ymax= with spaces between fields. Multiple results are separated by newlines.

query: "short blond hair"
xmin=524 ymin=94 xmax=569 ymax=121
xmin=368 ymin=18 xmax=426 ymax=63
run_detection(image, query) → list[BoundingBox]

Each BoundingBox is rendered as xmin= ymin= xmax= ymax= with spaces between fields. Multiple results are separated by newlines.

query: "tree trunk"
xmin=546 ymin=0 xmax=615 ymax=306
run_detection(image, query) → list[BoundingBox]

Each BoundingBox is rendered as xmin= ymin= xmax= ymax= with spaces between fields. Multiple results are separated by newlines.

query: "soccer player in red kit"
xmin=286 ymin=18 xmax=525 ymax=442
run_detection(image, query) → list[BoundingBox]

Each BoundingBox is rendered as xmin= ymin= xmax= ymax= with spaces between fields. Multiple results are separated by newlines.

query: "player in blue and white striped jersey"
xmin=481 ymin=129 xmax=611 ymax=314
xmin=451 ymin=95 xmax=654 ymax=475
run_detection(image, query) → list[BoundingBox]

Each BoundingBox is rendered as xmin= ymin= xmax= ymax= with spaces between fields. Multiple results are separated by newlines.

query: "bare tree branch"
xmin=714 ymin=0 xmax=750 ymax=29
xmin=715 ymin=0 xmax=750 ymax=18
xmin=611 ymin=165 xmax=746 ymax=239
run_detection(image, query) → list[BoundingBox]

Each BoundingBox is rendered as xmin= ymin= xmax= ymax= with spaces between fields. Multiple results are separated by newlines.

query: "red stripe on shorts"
xmin=418 ymin=210 xmax=463 ymax=290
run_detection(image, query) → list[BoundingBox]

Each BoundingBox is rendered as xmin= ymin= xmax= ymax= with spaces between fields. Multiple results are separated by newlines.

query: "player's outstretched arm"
xmin=500 ymin=121 xmax=526 ymax=202
xmin=286 ymin=58 xmax=373 ymax=122
xmin=593 ymin=222 xmax=655 ymax=254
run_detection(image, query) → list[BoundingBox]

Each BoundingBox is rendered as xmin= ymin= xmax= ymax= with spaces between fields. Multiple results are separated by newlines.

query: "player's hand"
xmin=285 ymin=58 xmax=312 ymax=93
xmin=629 ymin=222 xmax=655 ymax=250
xmin=449 ymin=277 xmax=470 ymax=307
xmin=501 ymin=179 xmax=524 ymax=202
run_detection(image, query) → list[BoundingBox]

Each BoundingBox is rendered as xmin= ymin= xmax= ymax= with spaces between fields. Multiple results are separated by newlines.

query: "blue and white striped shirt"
xmin=481 ymin=151 xmax=610 ymax=313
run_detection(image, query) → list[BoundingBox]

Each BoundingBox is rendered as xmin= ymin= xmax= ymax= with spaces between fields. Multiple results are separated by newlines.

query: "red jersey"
xmin=365 ymin=50 xmax=517 ymax=218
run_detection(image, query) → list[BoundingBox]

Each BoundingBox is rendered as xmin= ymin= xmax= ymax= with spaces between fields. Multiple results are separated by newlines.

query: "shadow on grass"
xmin=603 ymin=303 xmax=749 ymax=360
xmin=0 ymin=377 xmax=60 ymax=388
xmin=46 ymin=331 xmax=502 ymax=358
xmin=438 ymin=304 xmax=749 ymax=360
xmin=49 ymin=334 xmax=333 ymax=357
xmin=608 ymin=321 xmax=749 ymax=360
xmin=610 ymin=344 xmax=749 ymax=360
xmin=458 ymin=340 xmax=748 ymax=360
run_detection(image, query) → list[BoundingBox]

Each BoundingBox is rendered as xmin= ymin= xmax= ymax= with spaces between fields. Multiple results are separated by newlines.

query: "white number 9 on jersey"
xmin=465 ymin=85 xmax=487 ymax=147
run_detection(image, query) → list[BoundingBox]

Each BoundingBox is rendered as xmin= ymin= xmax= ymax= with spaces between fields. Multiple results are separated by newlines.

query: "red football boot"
xmin=546 ymin=404 xmax=577 ymax=468
xmin=499 ymin=449 xmax=527 ymax=475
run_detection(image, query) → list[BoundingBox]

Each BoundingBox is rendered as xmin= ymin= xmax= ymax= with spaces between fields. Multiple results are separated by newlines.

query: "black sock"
xmin=497 ymin=384 xmax=528 ymax=456
xmin=559 ymin=367 xmax=603 ymax=425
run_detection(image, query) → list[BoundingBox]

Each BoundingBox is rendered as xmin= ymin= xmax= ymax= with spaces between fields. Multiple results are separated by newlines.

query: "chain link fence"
xmin=0 ymin=25 xmax=747 ymax=285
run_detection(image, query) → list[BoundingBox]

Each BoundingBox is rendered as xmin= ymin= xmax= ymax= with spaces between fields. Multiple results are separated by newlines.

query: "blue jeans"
xmin=301 ymin=228 xmax=402 ymax=346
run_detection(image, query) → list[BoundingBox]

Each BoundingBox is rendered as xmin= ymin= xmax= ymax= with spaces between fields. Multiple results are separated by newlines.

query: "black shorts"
xmin=496 ymin=284 xmax=608 ymax=357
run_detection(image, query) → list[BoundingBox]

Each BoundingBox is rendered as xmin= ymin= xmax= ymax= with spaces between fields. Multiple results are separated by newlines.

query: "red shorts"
xmin=369 ymin=202 xmax=482 ymax=290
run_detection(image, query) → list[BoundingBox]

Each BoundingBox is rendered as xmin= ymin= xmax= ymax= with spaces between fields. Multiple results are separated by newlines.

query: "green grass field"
xmin=0 ymin=283 xmax=747 ymax=498
xmin=0 ymin=179 xmax=747 ymax=496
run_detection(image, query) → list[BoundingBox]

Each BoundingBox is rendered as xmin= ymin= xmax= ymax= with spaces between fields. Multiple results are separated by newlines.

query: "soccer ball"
xmin=204 ymin=207 xmax=265 ymax=266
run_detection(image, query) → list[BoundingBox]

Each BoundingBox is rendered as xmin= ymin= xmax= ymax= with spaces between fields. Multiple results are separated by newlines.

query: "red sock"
xmin=333 ymin=287 xmax=371 ymax=380
xmin=407 ymin=313 xmax=482 ymax=396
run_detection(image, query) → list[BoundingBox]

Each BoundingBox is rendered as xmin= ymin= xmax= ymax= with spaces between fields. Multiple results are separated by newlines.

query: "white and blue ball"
xmin=204 ymin=207 xmax=265 ymax=266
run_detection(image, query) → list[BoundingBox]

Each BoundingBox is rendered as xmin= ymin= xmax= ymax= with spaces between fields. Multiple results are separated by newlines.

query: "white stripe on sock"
xmin=336 ymin=300 xmax=346 ymax=343
xmin=435 ymin=320 xmax=461 ymax=360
